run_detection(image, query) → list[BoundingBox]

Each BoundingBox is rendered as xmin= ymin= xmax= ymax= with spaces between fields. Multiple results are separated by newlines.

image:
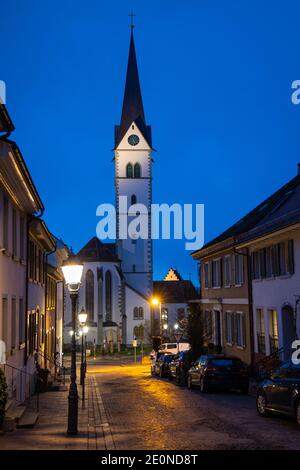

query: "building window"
xmin=265 ymin=247 xmax=273 ymax=278
xmin=225 ymin=311 xmax=233 ymax=344
xmin=105 ymin=270 xmax=112 ymax=321
xmin=3 ymin=196 xmax=9 ymax=250
xmin=133 ymin=307 xmax=144 ymax=320
xmin=235 ymin=312 xmax=246 ymax=348
xmin=223 ymin=255 xmax=232 ymax=287
xmin=126 ymin=163 xmax=133 ymax=178
xmin=12 ymin=208 xmax=17 ymax=256
xmin=131 ymin=194 xmax=137 ymax=205
xmin=234 ymin=254 xmax=244 ymax=285
xmin=20 ymin=216 xmax=25 ymax=261
xmin=85 ymin=270 xmax=94 ymax=321
xmin=256 ymin=308 xmax=265 ymax=355
xmin=204 ymin=310 xmax=212 ymax=338
xmin=212 ymin=259 xmax=221 ymax=288
xmin=252 ymin=251 xmax=260 ymax=280
xmin=269 ymin=309 xmax=279 ymax=353
xmin=134 ymin=163 xmax=141 ymax=178
xmin=203 ymin=262 xmax=209 ymax=288
xmin=133 ymin=325 xmax=144 ymax=340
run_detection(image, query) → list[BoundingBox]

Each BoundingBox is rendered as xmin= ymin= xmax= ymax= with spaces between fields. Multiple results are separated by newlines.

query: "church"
xmin=64 ymin=27 xmax=195 ymax=349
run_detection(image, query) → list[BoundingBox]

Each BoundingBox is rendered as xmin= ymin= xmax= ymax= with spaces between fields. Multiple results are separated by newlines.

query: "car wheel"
xmin=296 ymin=401 xmax=300 ymax=426
xmin=256 ymin=392 xmax=269 ymax=417
xmin=200 ymin=376 xmax=208 ymax=393
xmin=187 ymin=374 xmax=193 ymax=389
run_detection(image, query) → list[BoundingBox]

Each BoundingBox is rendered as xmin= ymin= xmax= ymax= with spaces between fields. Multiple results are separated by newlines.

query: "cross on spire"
xmin=129 ymin=11 xmax=136 ymax=29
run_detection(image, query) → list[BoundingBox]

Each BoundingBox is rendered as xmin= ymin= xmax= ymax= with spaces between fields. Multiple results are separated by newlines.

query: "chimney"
xmin=298 ymin=163 xmax=300 ymax=175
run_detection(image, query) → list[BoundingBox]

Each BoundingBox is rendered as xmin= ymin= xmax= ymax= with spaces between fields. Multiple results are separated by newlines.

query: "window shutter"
xmin=219 ymin=258 xmax=223 ymax=287
xmin=272 ymin=245 xmax=280 ymax=277
xmin=287 ymin=239 xmax=294 ymax=275
xmin=260 ymin=249 xmax=266 ymax=279
xmin=232 ymin=313 xmax=237 ymax=344
xmin=208 ymin=261 xmax=212 ymax=288
xmin=242 ymin=314 xmax=246 ymax=348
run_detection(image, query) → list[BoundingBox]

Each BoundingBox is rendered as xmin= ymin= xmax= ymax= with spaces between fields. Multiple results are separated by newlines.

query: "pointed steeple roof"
xmin=115 ymin=29 xmax=152 ymax=148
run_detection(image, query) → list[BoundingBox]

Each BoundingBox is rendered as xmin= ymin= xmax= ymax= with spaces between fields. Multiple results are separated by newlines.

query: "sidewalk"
xmin=0 ymin=374 xmax=113 ymax=450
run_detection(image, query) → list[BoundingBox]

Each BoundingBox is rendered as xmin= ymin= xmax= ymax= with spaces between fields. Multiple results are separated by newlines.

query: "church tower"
xmin=114 ymin=27 xmax=153 ymax=297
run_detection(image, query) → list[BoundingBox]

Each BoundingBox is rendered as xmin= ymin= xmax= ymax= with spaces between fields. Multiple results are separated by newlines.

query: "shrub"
xmin=0 ymin=369 xmax=8 ymax=427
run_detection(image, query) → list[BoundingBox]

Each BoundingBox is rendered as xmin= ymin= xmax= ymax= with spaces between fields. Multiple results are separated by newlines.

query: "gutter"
xmin=234 ymin=246 xmax=255 ymax=375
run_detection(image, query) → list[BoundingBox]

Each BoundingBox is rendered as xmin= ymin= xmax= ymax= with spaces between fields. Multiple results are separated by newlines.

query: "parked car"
xmin=158 ymin=342 xmax=190 ymax=355
xmin=256 ymin=361 xmax=300 ymax=426
xmin=169 ymin=350 xmax=194 ymax=385
xmin=151 ymin=353 xmax=175 ymax=378
xmin=187 ymin=355 xmax=249 ymax=394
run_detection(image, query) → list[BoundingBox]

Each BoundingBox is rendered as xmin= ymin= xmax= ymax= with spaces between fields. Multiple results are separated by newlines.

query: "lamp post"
xmin=62 ymin=257 xmax=83 ymax=436
xmin=151 ymin=297 xmax=162 ymax=339
xmin=83 ymin=325 xmax=89 ymax=376
xmin=174 ymin=322 xmax=182 ymax=354
xmin=78 ymin=307 xmax=88 ymax=388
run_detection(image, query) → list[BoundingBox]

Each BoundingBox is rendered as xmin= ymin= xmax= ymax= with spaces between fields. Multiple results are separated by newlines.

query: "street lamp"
xmin=78 ymin=307 xmax=87 ymax=387
xmin=151 ymin=297 xmax=163 ymax=339
xmin=62 ymin=256 xmax=83 ymax=436
xmin=83 ymin=325 xmax=89 ymax=377
xmin=174 ymin=323 xmax=183 ymax=354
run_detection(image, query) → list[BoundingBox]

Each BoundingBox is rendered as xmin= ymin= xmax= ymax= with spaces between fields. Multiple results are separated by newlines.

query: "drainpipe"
xmin=234 ymin=246 xmax=255 ymax=376
xmin=24 ymin=210 xmax=44 ymax=366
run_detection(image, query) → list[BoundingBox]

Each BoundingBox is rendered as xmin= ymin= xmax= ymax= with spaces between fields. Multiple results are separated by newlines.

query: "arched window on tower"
xmin=105 ymin=270 xmax=112 ymax=321
xmin=131 ymin=194 xmax=137 ymax=205
xmin=85 ymin=270 xmax=94 ymax=321
xmin=134 ymin=163 xmax=141 ymax=178
xmin=126 ymin=163 xmax=133 ymax=178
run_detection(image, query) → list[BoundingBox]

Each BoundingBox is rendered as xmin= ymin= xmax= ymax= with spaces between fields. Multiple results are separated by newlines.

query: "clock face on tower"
xmin=128 ymin=134 xmax=140 ymax=146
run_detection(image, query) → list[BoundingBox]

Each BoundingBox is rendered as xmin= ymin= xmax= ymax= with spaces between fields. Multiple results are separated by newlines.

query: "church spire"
xmin=115 ymin=27 xmax=152 ymax=148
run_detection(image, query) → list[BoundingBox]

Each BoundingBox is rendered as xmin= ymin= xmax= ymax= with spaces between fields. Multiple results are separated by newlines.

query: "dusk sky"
xmin=2 ymin=0 xmax=300 ymax=285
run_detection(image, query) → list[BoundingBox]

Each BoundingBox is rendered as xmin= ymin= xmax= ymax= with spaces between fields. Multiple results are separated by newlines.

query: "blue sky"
xmin=2 ymin=0 xmax=300 ymax=285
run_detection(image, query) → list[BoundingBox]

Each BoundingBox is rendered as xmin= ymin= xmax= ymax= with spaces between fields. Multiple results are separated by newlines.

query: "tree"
xmin=187 ymin=302 xmax=205 ymax=359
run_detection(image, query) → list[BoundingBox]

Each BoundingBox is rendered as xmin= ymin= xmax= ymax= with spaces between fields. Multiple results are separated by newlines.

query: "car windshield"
xmin=209 ymin=358 xmax=241 ymax=367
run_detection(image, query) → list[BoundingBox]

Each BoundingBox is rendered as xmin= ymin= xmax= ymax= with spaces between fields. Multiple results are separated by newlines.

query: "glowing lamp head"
xmin=174 ymin=323 xmax=179 ymax=330
xmin=83 ymin=326 xmax=89 ymax=335
xmin=62 ymin=256 xmax=83 ymax=292
xmin=163 ymin=323 xmax=168 ymax=331
xmin=78 ymin=307 xmax=88 ymax=325
xmin=151 ymin=297 xmax=160 ymax=306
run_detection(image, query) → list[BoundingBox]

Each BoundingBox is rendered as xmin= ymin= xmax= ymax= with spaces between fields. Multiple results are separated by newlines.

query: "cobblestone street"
xmin=1 ymin=358 xmax=300 ymax=450
xmin=91 ymin=360 xmax=300 ymax=451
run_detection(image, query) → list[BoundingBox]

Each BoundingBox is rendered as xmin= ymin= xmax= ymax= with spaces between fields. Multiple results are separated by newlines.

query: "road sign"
xmin=132 ymin=339 xmax=137 ymax=348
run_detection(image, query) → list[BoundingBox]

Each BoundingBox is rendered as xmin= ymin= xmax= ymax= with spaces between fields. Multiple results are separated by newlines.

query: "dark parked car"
xmin=256 ymin=361 xmax=300 ymax=426
xmin=151 ymin=353 xmax=174 ymax=378
xmin=169 ymin=350 xmax=194 ymax=385
xmin=187 ymin=355 xmax=249 ymax=394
